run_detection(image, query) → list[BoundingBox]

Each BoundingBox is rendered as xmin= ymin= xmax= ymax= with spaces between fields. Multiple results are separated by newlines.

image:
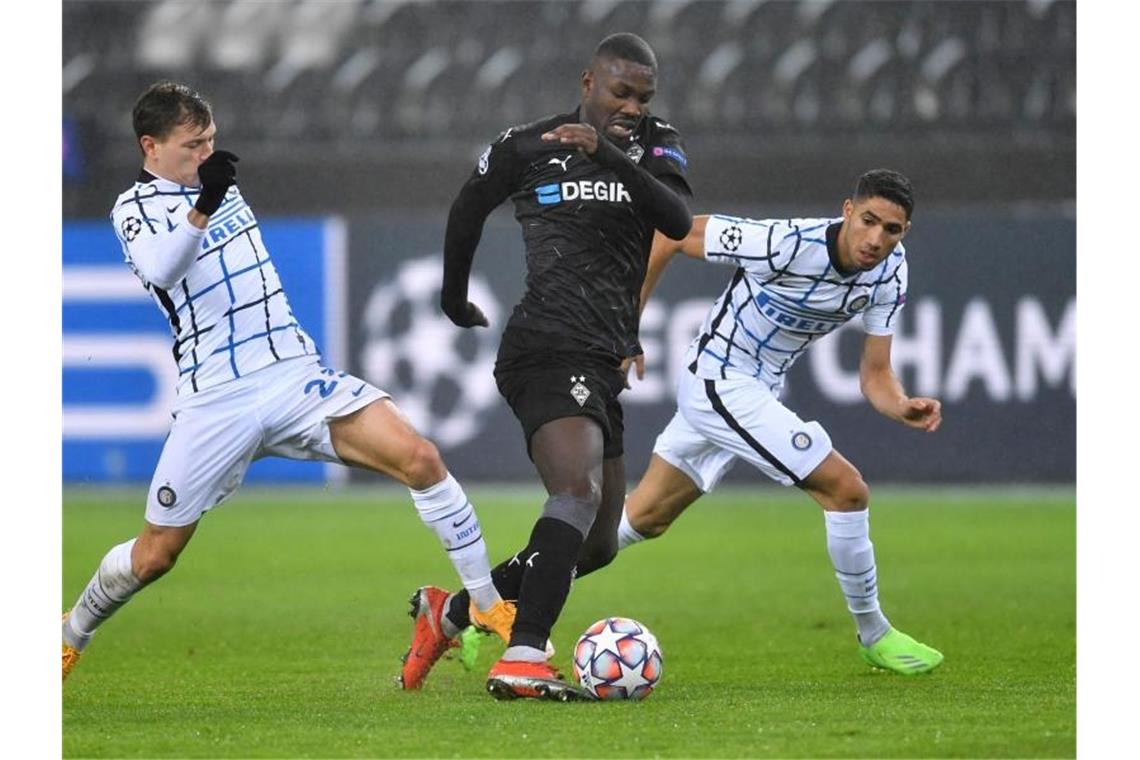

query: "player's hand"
xmin=541 ymin=123 xmax=599 ymax=156
xmin=194 ymin=150 xmax=240 ymax=216
xmin=899 ymin=397 xmax=942 ymax=432
xmin=620 ymin=354 xmax=645 ymax=389
xmin=444 ymin=301 xmax=489 ymax=329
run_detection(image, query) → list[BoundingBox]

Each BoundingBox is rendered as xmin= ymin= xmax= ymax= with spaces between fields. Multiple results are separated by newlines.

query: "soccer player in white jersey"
xmin=619 ymin=169 xmax=944 ymax=674
xmin=62 ymin=82 xmax=512 ymax=682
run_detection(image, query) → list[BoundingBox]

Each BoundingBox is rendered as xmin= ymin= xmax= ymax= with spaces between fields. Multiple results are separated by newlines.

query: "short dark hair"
xmin=132 ymin=81 xmax=213 ymax=145
xmin=854 ymin=169 xmax=914 ymax=219
xmin=592 ymin=32 xmax=657 ymax=71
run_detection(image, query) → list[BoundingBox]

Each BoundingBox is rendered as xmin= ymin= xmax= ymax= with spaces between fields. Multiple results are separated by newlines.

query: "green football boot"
xmin=860 ymin=628 xmax=944 ymax=675
xmin=457 ymin=625 xmax=481 ymax=671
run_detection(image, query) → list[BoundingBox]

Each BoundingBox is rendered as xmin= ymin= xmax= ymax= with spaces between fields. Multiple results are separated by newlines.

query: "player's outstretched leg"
xmin=63 ymin=523 xmax=194 ymax=681
xmin=860 ymin=627 xmax=944 ymax=674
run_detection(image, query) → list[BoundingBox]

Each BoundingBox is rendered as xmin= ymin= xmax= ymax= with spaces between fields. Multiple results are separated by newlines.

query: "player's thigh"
xmin=679 ymin=371 xmax=831 ymax=487
xmin=799 ymin=449 xmax=868 ymax=511
xmin=530 ymin=415 xmax=606 ymax=498
xmin=326 ymin=398 xmax=446 ymax=487
xmin=258 ymin=360 xmax=418 ymax=474
xmin=145 ymin=395 xmax=262 ymax=527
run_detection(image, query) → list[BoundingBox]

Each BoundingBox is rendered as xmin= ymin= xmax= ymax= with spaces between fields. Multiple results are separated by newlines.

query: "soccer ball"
xmin=573 ymin=617 xmax=662 ymax=700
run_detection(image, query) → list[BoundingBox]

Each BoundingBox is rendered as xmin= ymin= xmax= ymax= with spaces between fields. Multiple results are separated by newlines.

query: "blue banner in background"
xmin=63 ymin=219 xmax=339 ymax=483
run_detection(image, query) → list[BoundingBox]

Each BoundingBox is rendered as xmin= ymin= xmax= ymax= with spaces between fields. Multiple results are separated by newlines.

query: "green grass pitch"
xmin=63 ymin=485 xmax=1074 ymax=758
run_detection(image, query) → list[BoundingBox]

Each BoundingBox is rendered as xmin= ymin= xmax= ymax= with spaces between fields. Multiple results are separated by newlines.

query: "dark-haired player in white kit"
xmin=62 ymin=81 xmax=511 ymax=680
xmin=619 ymin=170 xmax=944 ymax=675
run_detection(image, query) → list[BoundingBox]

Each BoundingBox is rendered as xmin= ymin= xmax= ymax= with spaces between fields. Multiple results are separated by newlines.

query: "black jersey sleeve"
xmin=590 ymin=133 xmax=692 ymax=241
xmin=441 ymin=130 xmax=523 ymax=322
xmin=640 ymin=121 xmax=692 ymax=194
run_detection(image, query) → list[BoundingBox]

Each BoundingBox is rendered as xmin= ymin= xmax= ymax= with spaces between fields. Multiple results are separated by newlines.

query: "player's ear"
xmin=841 ymin=198 xmax=853 ymax=219
xmin=581 ymin=69 xmax=594 ymax=98
xmin=900 ymin=220 xmax=912 ymax=239
xmin=139 ymin=135 xmax=156 ymax=158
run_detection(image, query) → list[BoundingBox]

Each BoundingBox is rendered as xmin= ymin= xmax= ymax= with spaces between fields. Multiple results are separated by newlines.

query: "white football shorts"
xmin=145 ymin=357 xmax=387 ymax=526
xmin=653 ymin=368 xmax=832 ymax=490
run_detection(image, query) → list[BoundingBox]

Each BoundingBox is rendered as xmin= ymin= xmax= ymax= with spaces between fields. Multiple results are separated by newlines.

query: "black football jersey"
xmin=461 ymin=108 xmax=691 ymax=357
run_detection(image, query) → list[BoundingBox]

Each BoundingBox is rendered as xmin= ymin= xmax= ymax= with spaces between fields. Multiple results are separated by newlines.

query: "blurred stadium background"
xmin=62 ymin=0 xmax=1075 ymax=487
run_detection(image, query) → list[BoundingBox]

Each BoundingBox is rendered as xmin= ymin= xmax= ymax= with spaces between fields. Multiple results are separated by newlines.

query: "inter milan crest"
xmin=121 ymin=216 xmax=143 ymax=242
xmin=847 ymin=295 xmax=870 ymax=313
xmin=791 ymin=432 xmax=812 ymax=451
xmin=570 ymin=375 xmax=590 ymax=407
xmin=156 ymin=484 xmax=177 ymax=508
xmin=719 ymin=224 xmax=743 ymax=252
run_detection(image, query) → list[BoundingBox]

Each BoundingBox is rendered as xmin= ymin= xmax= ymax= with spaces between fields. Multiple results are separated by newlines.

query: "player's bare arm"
xmin=859 ymin=334 xmax=942 ymax=432
xmin=640 ymin=215 xmax=710 ymax=314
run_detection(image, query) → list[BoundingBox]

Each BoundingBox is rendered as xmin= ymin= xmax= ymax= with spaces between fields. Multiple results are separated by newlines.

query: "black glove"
xmin=193 ymin=150 xmax=240 ymax=216
xmin=443 ymin=299 xmax=489 ymax=328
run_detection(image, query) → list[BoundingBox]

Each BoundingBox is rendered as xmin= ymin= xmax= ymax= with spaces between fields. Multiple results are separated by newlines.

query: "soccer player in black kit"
xmin=399 ymin=33 xmax=692 ymax=700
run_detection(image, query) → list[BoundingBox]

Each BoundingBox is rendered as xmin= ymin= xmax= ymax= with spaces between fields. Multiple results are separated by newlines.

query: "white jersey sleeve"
xmin=111 ymin=189 xmax=206 ymax=290
xmin=861 ymin=249 xmax=908 ymax=336
xmin=701 ymin=214 xmax=802 ymax=277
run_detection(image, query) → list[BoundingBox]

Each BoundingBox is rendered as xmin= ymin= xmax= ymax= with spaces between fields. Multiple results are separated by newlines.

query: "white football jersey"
xmin=690 ymin=214 xmax=908 ymax=393
xmin=110 ymin=171 xmax=319 ymax=395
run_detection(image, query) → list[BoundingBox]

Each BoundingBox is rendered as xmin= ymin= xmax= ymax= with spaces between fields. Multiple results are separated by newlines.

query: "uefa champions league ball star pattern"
xmin=573 ymin=617 xmax=662 ymax=700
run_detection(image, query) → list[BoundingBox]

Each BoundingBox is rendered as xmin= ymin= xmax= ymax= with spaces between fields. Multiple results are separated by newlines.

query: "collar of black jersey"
xmin=137 ymin=168 xmax=157 ymax=183
xmin=826 ymin=221 xmax=860 ymax=277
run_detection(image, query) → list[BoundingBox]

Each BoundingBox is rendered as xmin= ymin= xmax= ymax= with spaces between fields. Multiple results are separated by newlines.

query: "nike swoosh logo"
xmin=351 ymin=383 xmax=367 ymax=397
xmin=452 ymin=512 xmax=472 ymax=528
xmin=166 ymin=205 xmax=180 ymax=214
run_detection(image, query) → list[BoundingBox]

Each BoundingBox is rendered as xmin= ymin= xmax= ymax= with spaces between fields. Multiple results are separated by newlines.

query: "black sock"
xmin=509 ymin=517 xmax=585 ymax=650
xmin=444 ymin=553 xmax=528 ymax=630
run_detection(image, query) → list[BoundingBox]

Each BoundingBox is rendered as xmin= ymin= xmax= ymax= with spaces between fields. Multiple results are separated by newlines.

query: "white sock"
xmin=410 ymin=474 xmax=500 ymax=612
xmin=823 ymin=510 xmax=891 ymax=646
xmin=502 ymin=645 xmax=547 ymax=663
xmin=64 ymin=539 xmax=143 ymax=651
xmin=617 ymin=506 xmax=647 ymax=550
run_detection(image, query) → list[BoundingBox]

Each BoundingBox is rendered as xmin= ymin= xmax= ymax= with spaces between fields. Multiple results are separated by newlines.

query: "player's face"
xmin=580 ymin=57 xmax=656 ymax=142
xmin=141 ymin=120 xmax=217 ymax=187
xmin=838 ymin=197 xmax=910 ymax=271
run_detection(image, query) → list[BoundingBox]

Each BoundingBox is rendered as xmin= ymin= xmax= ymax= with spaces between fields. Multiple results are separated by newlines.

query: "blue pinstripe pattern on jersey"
xmin=177 ymin=322 xmax=304 ymax=376
xmin=176 ymin=257 xmax=274 ymax=313
xmin=216 ymin=247 xmax=241 ymax=378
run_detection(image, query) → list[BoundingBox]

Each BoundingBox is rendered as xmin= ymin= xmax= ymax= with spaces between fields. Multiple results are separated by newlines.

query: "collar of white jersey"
xmin=136 ymin=168 xmax=202 ymax=191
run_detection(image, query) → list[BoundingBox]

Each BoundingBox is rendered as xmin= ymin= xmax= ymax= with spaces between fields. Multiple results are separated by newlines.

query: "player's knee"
xmin=563 ymin=476 xmax=602 ymax=508
xmin=631 ymin=509 xmax=671 ymax=539
xmin=834 ymin=470 xmax=870 ymax=511
xmin=132 ymin=544 xmax=179 ymax=584
xmin=401 ymin=437 xmax=447 ymax=490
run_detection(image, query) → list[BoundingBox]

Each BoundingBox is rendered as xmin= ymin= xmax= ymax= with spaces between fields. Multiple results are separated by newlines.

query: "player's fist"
xmin=444 ymin=300 xmax=489 ymax=329
xmin=194 ymin=150 xmax=240 ymax=216
xmin=900 ymin=397 xmax=942 ymax=432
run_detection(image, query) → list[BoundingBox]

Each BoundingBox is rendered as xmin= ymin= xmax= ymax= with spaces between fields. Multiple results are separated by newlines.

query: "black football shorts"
xmin=494 ymin=328 xmax=626 ymax=460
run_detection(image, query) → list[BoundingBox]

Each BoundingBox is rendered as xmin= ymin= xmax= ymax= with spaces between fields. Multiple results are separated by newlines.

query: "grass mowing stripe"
xmin=64 ymin=488 xmax=1074 ymax=758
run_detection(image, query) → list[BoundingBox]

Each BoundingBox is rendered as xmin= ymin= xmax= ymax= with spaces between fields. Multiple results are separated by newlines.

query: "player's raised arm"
xmin=859 ymin=334 xmax=942 ymax=432
xmin=639 ymin=215 xmax=709 ymax=314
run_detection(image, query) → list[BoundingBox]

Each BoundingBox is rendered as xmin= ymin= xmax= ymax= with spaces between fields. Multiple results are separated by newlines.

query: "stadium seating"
xmin=64 ymin=0 xmax=1075 ymax=141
